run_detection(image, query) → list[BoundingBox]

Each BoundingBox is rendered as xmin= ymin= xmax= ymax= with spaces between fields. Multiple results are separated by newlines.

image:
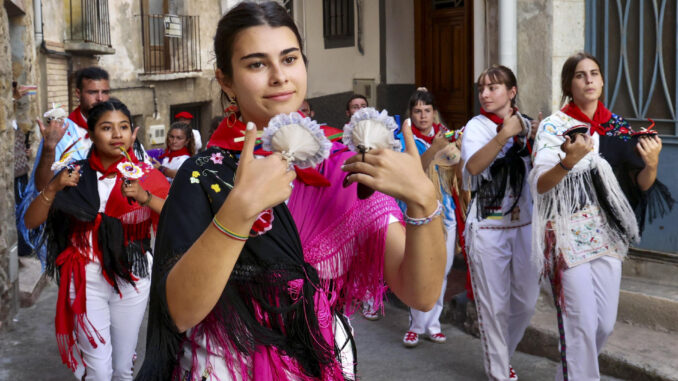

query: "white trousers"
xmin=409 ymin=220 xmax=457 ymax=335
xmin=467 ymin=223 xmax=539 ymax=381
xmin=69 ymin=259 xmax=151 ymax=380
xmin=555 ymin=255 xmax=621 ymax=381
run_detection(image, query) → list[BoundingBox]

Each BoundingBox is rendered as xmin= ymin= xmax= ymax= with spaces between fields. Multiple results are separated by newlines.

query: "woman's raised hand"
xmin=342 ymin=118 xmax=435 ymax=206
xmin=561 ymin=133 xmax=593 ymax=168
xmin=227 ymin=122 xmax=297 ymax=220
xmin=637 ymin=135 xmax=662 ymax=169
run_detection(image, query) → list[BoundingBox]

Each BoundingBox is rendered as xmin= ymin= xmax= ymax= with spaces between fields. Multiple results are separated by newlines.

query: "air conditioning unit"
xmin=149 ymin=124 xmax=166 ymax=145
xmin=352 ymin=78 xmax=377 ymax=107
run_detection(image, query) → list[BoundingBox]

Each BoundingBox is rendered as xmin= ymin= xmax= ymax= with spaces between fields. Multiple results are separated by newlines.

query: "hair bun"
xmin=417 ymin=87 xmax=429 ymax=92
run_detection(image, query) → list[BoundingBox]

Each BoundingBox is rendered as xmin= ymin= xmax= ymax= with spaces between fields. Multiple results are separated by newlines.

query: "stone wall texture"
xmin=1 ymin=0 xmax=41 ymax=330
xmin=0 ymin=5 xmax=19 ymax=331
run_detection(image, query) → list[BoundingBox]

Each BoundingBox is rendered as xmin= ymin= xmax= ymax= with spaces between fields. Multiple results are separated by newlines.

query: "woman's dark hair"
xmin=166 ymin=121 xmax=196 ymax=155
xmin=214 ymin=1 xmax=306 ymax=105
xmin=561 ymin=52 xmax=603 ymax=105
xmin=476 ymin=65 xmax=518 ymax=108
xmin=407 ymin=87 xmax=437 ymax=114
xmin=86 ymin=98 xmax=132 ymax=131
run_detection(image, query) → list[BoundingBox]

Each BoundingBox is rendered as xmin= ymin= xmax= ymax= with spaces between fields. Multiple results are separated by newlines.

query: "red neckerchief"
xmin=208 ymin=117 xmax=331 ymax=187
xmin=411 ymin=123 xmax=442 ymax=145
xmin=158 ymin=147 xmax=191 ymax=163
xmin=480 ymin=108 xmax=506 ymax=126
xmin=479 ymin=107 xmax=532 ymax=152
xmin=89 ymin=147 xmax=138 ymax=179
xmin=561 ymin=101 xmax=612 ymax=136
xmin=68 ymin=106 xmax=88 ymax=129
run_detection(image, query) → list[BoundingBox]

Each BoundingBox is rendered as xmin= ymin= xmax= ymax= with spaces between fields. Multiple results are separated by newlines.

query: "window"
xmin=323 ymin=0 xmax=354 ymax=49
xmin=586 ymin=0 xmax=678 ymax=136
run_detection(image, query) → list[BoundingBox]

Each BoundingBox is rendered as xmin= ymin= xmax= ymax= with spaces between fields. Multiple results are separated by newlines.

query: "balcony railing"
xmin=66 ymin=0 xmax=114 ymax=54
xmin=141 ymin=15 xmax=201 ymax=74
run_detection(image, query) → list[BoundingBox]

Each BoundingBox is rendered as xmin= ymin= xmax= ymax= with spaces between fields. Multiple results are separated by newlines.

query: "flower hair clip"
xmin=342 ymin=107 xmax=401 ymax=199
xmin=261 ymin=112 xmax=331 ymax=169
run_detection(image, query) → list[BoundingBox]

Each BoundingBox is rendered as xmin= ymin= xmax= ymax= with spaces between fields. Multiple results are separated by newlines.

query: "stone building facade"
xmin=1 ymin=0 xmax=42 ymax=331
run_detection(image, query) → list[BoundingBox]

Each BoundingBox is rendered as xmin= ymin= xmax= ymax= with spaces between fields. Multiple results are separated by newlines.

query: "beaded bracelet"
xmin=558 ymin=160 xmax=573 ymax=171
xmin=404 ymin=200 xmax=442 ymax=226
xmin=212 ymin=216 xmax=249 ymax=242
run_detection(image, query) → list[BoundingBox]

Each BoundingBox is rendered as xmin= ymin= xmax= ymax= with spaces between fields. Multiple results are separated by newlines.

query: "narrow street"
xmin=0 ymin=282 xmax=622 ymax=380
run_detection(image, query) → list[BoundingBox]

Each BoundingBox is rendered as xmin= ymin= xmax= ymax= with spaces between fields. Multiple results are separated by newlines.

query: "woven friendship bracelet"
xmin=404 ymin=200 xmax=443 ymax=226
xmin=212 ymin=217 xmax=249 ymax=242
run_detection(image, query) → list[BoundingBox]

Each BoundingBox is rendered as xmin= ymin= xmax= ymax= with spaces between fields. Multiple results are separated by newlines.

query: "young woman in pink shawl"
xmin=136 ymin=2 xmax=446 ymax=380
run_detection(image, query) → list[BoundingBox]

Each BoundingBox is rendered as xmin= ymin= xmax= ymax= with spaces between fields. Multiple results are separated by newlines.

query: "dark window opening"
xmin=323 ymin=0 xmax=355 ymax=49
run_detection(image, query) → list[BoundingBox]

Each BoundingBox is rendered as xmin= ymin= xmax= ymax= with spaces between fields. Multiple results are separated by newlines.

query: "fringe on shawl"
xmin=636 ymin=179 xmax=675 ymax=234
xmin=530 ymin=155 xmax=639 ymax=277
xmin=177 ymin=266 xmax=342 ymax=381
xmin=301 ymin=195 xmax=402 ymax=316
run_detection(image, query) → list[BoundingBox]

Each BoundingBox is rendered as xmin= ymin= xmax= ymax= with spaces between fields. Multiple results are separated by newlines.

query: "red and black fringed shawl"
xmin=45 ymin=151 xmax=169 ymax=372
xmin=561 ymin=102 xmax=674 ymax=233
xmin=136 ymin=147 xmax=339 ymax=381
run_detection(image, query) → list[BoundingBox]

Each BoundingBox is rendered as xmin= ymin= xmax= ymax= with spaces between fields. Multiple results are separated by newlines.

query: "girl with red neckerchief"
xmin=532 ymin=52 xmax=672 ymax=380
xmin=153 ymin=122 xmax=196 ymax=182
xmin=460 ymin=65 xmax=540 ymax=381
xmin=396 ymin=88 xmax=462 ymax=350
xmin=24 ymin=99 xmax=170 ymax=380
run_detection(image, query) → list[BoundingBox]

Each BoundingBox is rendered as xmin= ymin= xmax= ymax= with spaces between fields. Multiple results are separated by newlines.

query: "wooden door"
xmin=415 ymin=0 xmax=473 ymax=129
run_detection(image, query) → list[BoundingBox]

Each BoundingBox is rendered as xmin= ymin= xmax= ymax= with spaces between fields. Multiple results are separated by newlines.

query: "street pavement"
xmin=0 ymin=283 xmax=622 ymax=380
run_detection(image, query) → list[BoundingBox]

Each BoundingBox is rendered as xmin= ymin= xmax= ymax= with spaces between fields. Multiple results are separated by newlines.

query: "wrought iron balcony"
xmin=141 ymin=14 xmax=201 ymax=75
xmin=65 ymin=0 xmax=115 ymax=55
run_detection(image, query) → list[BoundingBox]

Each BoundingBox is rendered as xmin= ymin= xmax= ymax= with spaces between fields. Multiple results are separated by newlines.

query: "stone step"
xmin=518 ymin=295 xmax=678 ymax=381
xmin=17 ymin=257 xmax=49 ymax=308
xmin=618 ymin=275 xmax=678 ymax=333
xmin=623 ymin=248 xmax=678 ymax=288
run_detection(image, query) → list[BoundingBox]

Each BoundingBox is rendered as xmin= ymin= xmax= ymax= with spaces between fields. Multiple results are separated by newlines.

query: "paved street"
xmin=0 ymin=283 xmax=622 ymax=380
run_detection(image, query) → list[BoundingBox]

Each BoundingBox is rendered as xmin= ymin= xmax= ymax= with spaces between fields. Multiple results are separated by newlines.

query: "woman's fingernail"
xmin=246 ymin=122 xmax=255 ymax=131
xmin=342 ymin=174 xmax=351 ymax=188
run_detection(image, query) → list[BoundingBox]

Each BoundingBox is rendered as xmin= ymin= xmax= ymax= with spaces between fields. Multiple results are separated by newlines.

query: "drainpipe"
xmin=33 ymin=0 xmax=42 ymax=43
xmin=498 ymin=0 xmax=517 ymax=73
